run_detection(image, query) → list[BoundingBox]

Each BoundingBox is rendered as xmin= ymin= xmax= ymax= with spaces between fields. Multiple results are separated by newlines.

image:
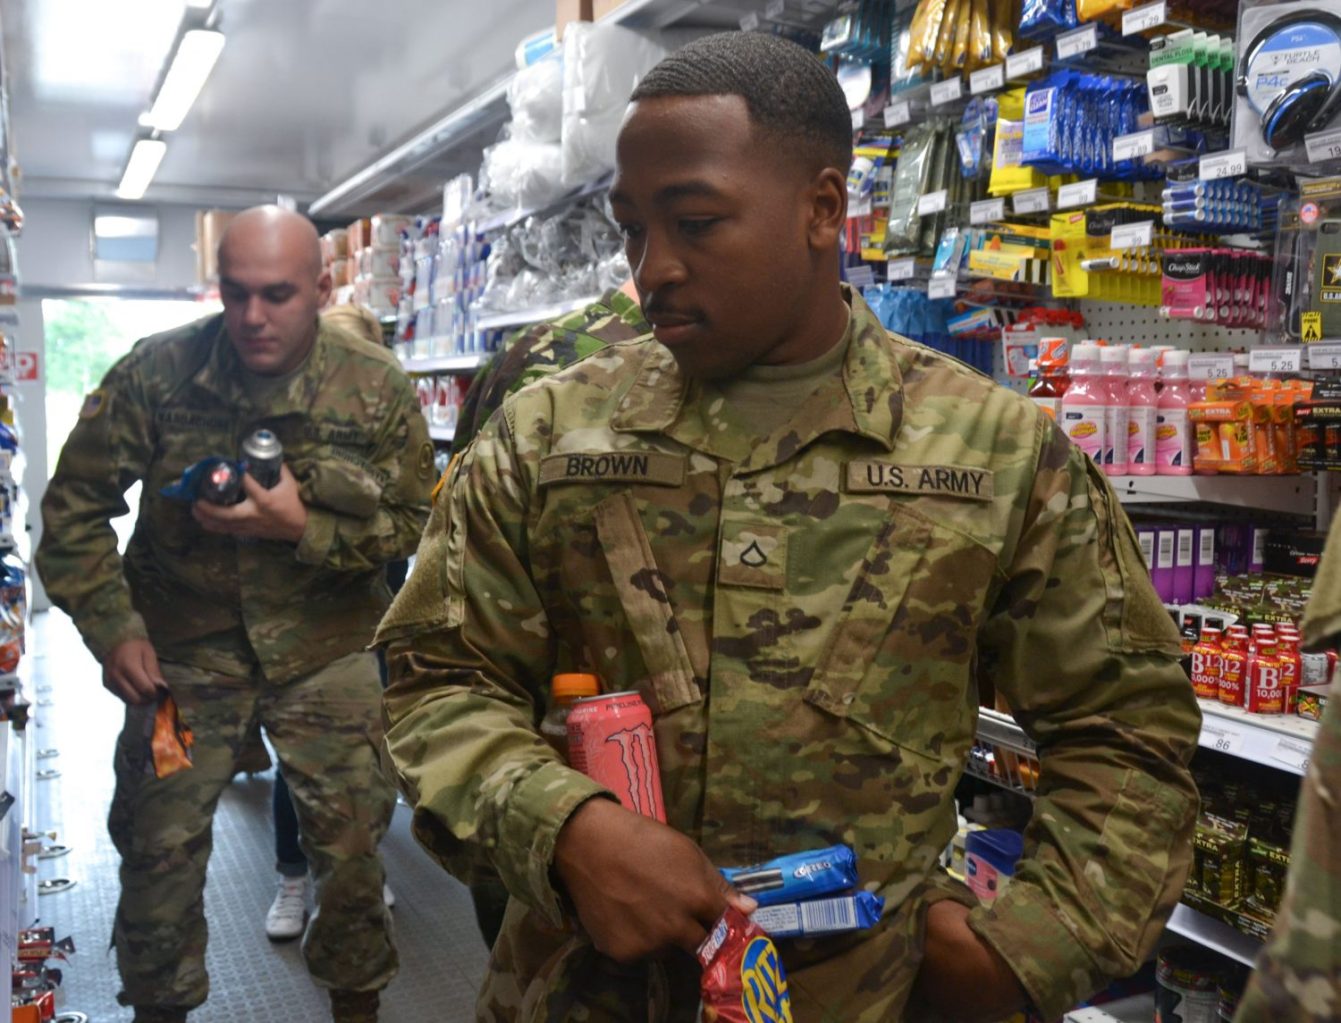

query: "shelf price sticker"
xmin=1110 ymin=221 xmax=1153 ymax=249
xmin=1057 ymin=179 xmax=1098 ymax=209
xmin=1113 ymin=129 xmax=1156 ymax=162
xmin=931 ymin=78 xmax=964 ymax=107
xmin=1187 ymin=353 xmax=1235 ymax=380
xmin=917 ymin=189 xmax=949 ymax=216
xmin=1013 ymin=187 xmax=1050 ymax=215
xmin=1248 ymin=347 xmax=1303 ymax=375
xmin=1007 ymin=47 xmax=1045 ymax=79
xmin=887 ymin=257 xmax=916 ymax=281
xmin=1271 ymin=737 xmax=1312 ymax=774
xmin=1123 ymin=0 xmax=1167 ymax=35
xmin=1305 ymin=126 xmax=1341 ymax=164
xmin=883 ymin=101 xmax=911 ymax=128
xmin=970 ymin=65 xmax=1005 ymax=94
xmin=1056 ymin=24 xmax=1098 ymax=60
xmin=1199 ymin=149 xmax=1247 ymax=181
xmin=970 ymin=197 xmax=1006 ymax=224
xmin=927 ymin=275 xmax=957 ymax=300
xmin=1308 ymin=342 xmax=1341 ymax=370
xmin=1201 ymin=722 xmax=1244 ymax=756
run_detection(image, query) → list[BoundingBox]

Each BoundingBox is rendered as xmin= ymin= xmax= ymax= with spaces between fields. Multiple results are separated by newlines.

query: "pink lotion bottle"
xmin=1126 ymin=348 xmax=1158 ymax=477
xmin=1100 ymin=344 xmax=1129 ymax=476
xmin=1061 ymin=341 xmax=1107 ymax=468
xmin=1156 ymin=349 xmax=1194 ymax=476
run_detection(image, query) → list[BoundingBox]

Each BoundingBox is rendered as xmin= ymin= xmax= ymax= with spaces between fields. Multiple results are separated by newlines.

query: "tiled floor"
xmin=28 ymin=610 xmax=489 ymax=1022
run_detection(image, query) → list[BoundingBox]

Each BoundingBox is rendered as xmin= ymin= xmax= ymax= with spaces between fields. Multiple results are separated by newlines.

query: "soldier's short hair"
xmin=630 ymin=32 xmax=853 ymax=175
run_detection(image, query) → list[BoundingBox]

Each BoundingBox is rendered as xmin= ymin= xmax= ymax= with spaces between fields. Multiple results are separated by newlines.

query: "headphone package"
xmin=1272 ymin=175 xmax=1341 ymax=342
xmin=1234 ymin=1 xmax=1341 ymax=165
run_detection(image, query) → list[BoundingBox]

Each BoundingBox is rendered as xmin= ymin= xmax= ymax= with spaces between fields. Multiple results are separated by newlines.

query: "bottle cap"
xmin=551 ymin=673 xmax=601 ymax=700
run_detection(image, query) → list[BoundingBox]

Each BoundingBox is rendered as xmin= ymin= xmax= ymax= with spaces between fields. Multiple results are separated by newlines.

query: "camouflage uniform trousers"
xmin=107 ymin=651 xmax=399 ymax=1011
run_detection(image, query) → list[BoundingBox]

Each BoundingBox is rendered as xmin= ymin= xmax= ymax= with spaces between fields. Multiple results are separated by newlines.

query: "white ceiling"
xmin=1 ymin=0 xmax=554 ymax=208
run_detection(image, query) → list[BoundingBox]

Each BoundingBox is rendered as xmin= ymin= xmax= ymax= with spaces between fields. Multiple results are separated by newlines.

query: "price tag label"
xmin=928 ymin=275 xmax=957 ymax=300
xmin=1271 ymin=737 xmax=1312 ymax=774
xmin=1248 ymin=347 xmax=1303 ymax=374
xmin=970 ymin=197 xmax=1006 ymax=224
xmin=764 ymin=0 xmax=785 ymax=18
xmin=1013 ymin=187 xmax=1050 ymax=214
xmin=917 ymin=189 xmax=949 ymax=216
xmin=1057 ymin=179 xmax=1098 ymax=209
xmin=1199 ymin=149 xmax=1247 ymax=180
xmin=847 ymin=198 xmax=872 ymax=219
xmin=1110 ymin=221 xmax=1153 ymax=249
xmin=887 ymin=257 xmax=916 ymax=281
xmin=1113 ymin=129 xmax=1156 ymax=162
xmin=852 ymin=108 xmax=864 ymax=131
xmin=1308 ymin=342 xmax=1341 ymax=369
xmin=883 ymin=101 xmax=911 ymax=128
xmin=739 ymin=11 xmax=760 ymax=31
xmin=1056 ymin=23 xmax=1098 ymax=60
xmin=1123 ymin=0 xmax=1167 ymax=35
xmin=970 ymin=65 xmax=1005 ymax=94
xmin=1200 ymin=722 xmax=1244 ymax=756
xmin=1007 ymin=47 xmax=1045 ymax=79
xmin=1187 ymin=353 xmax=1235 ymax=380
xmin=1305 ymin=126 xmax=1341 ymax=164
xmin=931 ymin=78 xmax=963 ymax=106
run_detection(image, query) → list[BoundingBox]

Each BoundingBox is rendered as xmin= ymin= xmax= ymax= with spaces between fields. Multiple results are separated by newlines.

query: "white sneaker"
xmin=265 ymin=876 xmax=309 ymax=941
xmin=383 ymin=883 xmax=395 ymax=909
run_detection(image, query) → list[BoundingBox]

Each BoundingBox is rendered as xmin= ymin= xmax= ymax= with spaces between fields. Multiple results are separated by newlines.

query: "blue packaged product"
xmin=750 ymin=891 xmax=886 ymax=939
xmin=721 ymin=845 xmax=859 ymax=907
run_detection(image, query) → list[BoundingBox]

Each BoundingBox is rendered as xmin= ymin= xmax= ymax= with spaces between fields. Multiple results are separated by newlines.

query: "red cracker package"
xmin=697 ymin=907 xmax=794 ymax=1023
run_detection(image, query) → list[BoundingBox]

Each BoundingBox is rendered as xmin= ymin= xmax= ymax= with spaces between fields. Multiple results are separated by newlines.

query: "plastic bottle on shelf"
xmin=1276 ymin=628 xmax=1302 ymax=713
xmin=1219 ymin=629 xmax=1247 ymax=706
xmin=539 ymin=673 xmax=601 ymax=760
xmin=1027 ymin=338 xmax=1069 ymax=421
xmin=1100 ymin=344 xmax=1130 ymax=476
xmin=1246 ymin=636 xmax=1285 ymax=714
xmin=1060 ymin=341 xmax=1107 ymax=468
xmin=0 ymin=418 xmax=16 ymax=475
xmin=1125 ymin=348 xmax=1159 ymax=476
xmin=1156 ymin=349 xmax=1194 ymax=476
xmin=1189 ymin=626 xmax=1223 ymax=701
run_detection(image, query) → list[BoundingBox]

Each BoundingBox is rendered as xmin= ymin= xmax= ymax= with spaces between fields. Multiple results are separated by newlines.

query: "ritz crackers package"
xmin=698 ymin=907 xmax=794 ymax=1023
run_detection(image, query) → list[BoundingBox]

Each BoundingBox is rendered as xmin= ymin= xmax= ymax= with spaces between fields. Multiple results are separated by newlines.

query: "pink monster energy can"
xmin=566 ymin=691 xmax=666 ymax=822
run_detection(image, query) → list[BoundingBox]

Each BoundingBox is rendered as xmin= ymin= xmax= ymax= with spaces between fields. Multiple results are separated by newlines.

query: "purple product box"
xmin=1153 ymin=526 xmax=1177 ymax=604
xmin=1173 ymin=526 xmax=1195 ymax=604
xmin=1218 ymin=523 xmax=1253 ymax=576
xmin=1194 ymin=525 xmax=1216 ymax=599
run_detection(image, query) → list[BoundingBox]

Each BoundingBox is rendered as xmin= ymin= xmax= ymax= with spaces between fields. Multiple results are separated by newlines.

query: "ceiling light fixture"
xmin=144 ymin=28 xmax=225 ymax=132
xmin=117 ymin=139 xmax=168 ymax=200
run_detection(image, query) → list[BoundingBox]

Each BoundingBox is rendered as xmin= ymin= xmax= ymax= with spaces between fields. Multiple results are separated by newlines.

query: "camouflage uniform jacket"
xmin=1235 ymin=509 xmax=1341 ymax=1023
xmin=38 ymin=313 xmax=434 ymax=684
xmin=452 ymin=288 xmax=648 ymax=455
xmin=378 ymin=290 xmax=1201 ymax=1021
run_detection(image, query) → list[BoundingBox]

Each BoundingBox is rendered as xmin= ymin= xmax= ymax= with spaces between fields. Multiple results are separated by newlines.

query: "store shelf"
xmin=473 ymin=175 xmax=613 ymax=235
xmin=1166 ymin=903 xmax=1262 ymax=968
xmin=476 ymin=294 xmax=601 ymax=332
xmin=1197 ymin=699 xmax=1317 ymax=776
xmin=1110 ymin=474 xmax=1315 ymax=515
xmin=400 ymin=352 xmax=488 ymax=374
xmin=428 ymin=424 xmax=455 ymax=444
xmin=976 ymin=707 xmax=1036 ymax=755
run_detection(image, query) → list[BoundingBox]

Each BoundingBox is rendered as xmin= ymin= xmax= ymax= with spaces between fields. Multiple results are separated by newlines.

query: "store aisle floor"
xmin=27 ymin=610 xmax=490 ymax=1022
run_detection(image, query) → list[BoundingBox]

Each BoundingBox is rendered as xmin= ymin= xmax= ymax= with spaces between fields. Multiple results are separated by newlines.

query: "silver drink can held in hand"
xmin=242 ymin=429 xmax=283 ymax=489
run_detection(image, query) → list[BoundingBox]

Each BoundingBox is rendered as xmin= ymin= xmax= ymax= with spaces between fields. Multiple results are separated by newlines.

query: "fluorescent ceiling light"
xmin=184 ymin=0 xmax=213 ymax=6
xmin=117 ymin=139 xmax=168 ymax=200
xmin=145 ymin=29 xmax=224 ymax=131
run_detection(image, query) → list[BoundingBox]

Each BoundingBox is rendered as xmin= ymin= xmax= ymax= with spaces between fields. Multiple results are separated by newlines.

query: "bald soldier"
xmin=36 ymin=206 xmax=432 ymax=1023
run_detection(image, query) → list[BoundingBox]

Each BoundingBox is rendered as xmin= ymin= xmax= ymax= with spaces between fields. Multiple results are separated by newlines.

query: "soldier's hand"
xmin=908 ymin=901 xmax=1027 ymax=1022
xmin=553 ymin=797 xmax=756 ymax=964
xmin=102 ymin=638 xmax=167 ymax=705
xmin=192 ymin=463 xmax=308 ymax=544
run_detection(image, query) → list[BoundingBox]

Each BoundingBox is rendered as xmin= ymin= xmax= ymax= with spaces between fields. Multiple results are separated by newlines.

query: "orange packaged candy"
xmin=151 ymin=694 xmax=195 ymax=779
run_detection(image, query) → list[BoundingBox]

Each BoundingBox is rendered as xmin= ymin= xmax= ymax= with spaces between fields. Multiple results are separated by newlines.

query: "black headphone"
xmin=1237 ymin=10 xmax=1341 ymax=149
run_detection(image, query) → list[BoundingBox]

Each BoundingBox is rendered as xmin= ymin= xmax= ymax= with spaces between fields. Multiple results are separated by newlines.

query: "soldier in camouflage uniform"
xmin=1235 ymin=508 xmax=1341 ymax=1022
xmin=36 ymin=207 xmax=433 ymax=1023
xmin=378 ymin=33 xmax=1200 ymax=1022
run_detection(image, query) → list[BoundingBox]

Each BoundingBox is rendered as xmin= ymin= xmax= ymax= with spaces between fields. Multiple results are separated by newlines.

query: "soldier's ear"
xmin=805 ymin=168 xmax=847 ymax=253
xmin=316 ymin=268 xmax=333 ymax=307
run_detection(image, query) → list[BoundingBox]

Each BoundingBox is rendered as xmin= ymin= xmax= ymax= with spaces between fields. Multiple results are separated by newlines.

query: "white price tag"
xmin=970 ymin=65 xmax=1005 ymax=94
xmin=1006 ymin=47 xmax=1045 ymax=79
xmin=970 ymin=197 xmax=1006 ymax=224
xmin=1308 ymin=342 xmax=1341 ymax=370
xmin=1113 ymin=129 xmax=1156 ymax=162
xmin=1123 ymin=0 xmax=1167 ymax=35
xmin=1110 ymin=221 xmax=1154 ymax=249
xmin=739 ymin=11 xmax=760 ymax=30
xmin=1056 ymin=24 xmax=1098 ymax=60
xmin=1057 ymin=179 xmax=1098 ymax=209
xmin=1271 ymin=737 xmax=1312 ymax=774
xmin=1199 ymin=149 xmax=1247 ymax=180
xmin=887 ymin=257 xmax=916 ymax=281
xmin=1305 ymin=126 xmax=1341 ymax=164
xmin=883 ymin=101 xmax=911 ymax=128
xmin=765 ymin=0 xmax=785 ymax=18
xmin=1187 ymin=353 xmax=1235 ymax=381
xmin=1248 ymin=347 xmax=1303 ymax=374
xmin=917 ymin=189 xmax=949 ymax=216
xmin=852 ymin=108 xmax=864 ymax=131
xmin=931 ymin=78 xmax=963 ymax=106
xmin=847 ymin=198 xmax=872 ymax=219
xmin=928 ymin=275 xmax=957 ymax=300
xmin=1201 ymin=722 xmax=1244 ymax=756
xmin=1013 ymin=187 xmax=1050 ymax=214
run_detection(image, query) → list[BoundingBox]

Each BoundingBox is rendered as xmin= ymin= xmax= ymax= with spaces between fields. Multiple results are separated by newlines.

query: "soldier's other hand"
xmin=103 ymin=638 xmax=167 ymax=705
xmin=192 ymin=463 xmax=308 ymax=544
xmin=553 ymin=797 xmax=756 ymax=964
xmin=908 ymin=900 xmax=1027 ymax=1023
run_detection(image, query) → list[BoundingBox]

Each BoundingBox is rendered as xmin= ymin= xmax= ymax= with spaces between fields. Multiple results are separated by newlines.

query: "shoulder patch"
xmin=846 ymin=462 xmax=994 ymax=502
xmin=539 ymin=451 xmax=685 ymax=487
xmin=80 ymin=390 xmax=106 ymax=419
